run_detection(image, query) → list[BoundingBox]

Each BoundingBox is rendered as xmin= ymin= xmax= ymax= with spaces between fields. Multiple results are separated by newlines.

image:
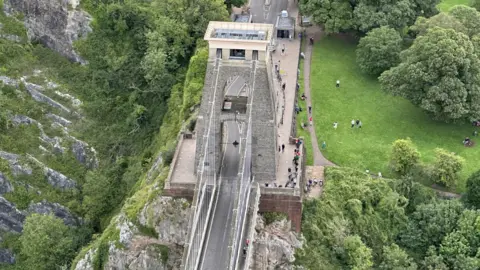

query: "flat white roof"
xmin=204 ymin=21 xmax=274 ymax=43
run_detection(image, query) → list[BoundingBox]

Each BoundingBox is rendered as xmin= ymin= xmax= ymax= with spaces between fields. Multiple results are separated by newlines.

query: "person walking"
xmin=309 ymin=37 xmax=314 ymax=45
xmin=309 ymin=116 xmax=313 ymax=126
xmin=336 ymin=80 xmax=340 ymax=88
xmin=281 ymin=144 xmax=285 ymax=152
xmin=321 ymin=141 xmax=326 ymax=149
xmin=281 ymin=44 xmax=286 ymax=55
xmin=356 ymin=119 xmax=360 ymax=127
xmin=358 ymin=120 xmax=362 ymax=128
xmin=333 ymin=122 xmax=338 ymax=129
xmin=351 ymin=119 xmax=355 ymax=128
xmin=279 ymin=145 xmax=281 ymax=152
xmin=308 ymin=106 xmax=312 ymax=114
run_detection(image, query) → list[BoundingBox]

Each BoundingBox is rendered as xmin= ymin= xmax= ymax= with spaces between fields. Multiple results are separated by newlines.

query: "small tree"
xmin=356 ymin=26 xmax=402 ymax=76
xmin=343 ymin=235 xmax=374 ymax=270
xmin=464 ymin=170 xmax=480 ymax=209
xmin=431 ymin=148 xmax=464 ymax=188
xmin=390 ymin=138 xmax=420 ymax=176
xmin=19 ymin=214 xmax=73 ymax=270
xmin=379 ymin=244 xmax=417 ymax=270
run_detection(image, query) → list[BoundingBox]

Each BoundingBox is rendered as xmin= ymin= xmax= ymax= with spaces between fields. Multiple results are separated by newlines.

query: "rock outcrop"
xmin=249 ymin=216 xmax=303 ymax=270
xmin=0 ymin=173 xmax=14 ymax=194
xmin=0 ymin=197 xmax=25 ymax=233
xmin=138 ymin=196 xmax=191 ymax=246
xmin=3 ymin=0 xmax=92 ymax=63
xmin=0 ymin=248 xmax=15 ymax=264
xmin=27 ymin=200 xmax=80 ymax=226
xmin=74 ymin=197 xmax=191 ymax=270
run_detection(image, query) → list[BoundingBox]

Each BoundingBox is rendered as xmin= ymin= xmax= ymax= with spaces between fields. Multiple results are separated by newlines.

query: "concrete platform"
xmin=170 ymin=137 xmax=197 ymax=184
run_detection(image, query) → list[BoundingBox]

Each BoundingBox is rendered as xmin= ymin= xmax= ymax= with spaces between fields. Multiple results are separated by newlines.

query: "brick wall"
xmin=163 ymin=187 xmax=195 ymax=201
xmin=258 ymin=192 xmax=302 ymax=232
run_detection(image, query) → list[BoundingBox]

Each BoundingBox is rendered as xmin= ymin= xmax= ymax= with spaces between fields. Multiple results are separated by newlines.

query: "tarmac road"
xmin=249 ymin=0 xmax=288 ymax=24
xmin=200 ymin=121 xmax=242 ymax=270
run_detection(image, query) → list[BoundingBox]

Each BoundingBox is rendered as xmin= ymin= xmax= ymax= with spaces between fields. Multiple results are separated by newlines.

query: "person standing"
xmin=358 ymin=120 xmax=362 ymax=128
xmin=308 ymin=106 xmax=312 ymax=114
xmin=321 ymin=141 xmax=326 ymax=149
xmin=333 ymin=122 xmax=338 ymax=129
xmin=351 ymin=119 xmax=355 ymax=128
xmin=336 ymin=80 xmax=340 ymax=88
xmin=309 ymin=116 xmax=313 ymax=126
xmin=278 ymin=145 xmax=281 ymax=152
xmin=281 ymin=144 xmax=285 ymax=152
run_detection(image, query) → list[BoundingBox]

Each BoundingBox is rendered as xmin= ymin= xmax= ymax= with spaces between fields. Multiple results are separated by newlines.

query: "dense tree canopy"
xmin=464 ymin=170 xmax=480 ymax=209
xmin=379 ymin=27 xmax=480 ymax=122
xmin=356 ymin=26 xmax=402 ymax=75
xmin=299 ymin=167 xmax=480 ymax=268
xmin=299 ymin=0 xmax=440 ymax=33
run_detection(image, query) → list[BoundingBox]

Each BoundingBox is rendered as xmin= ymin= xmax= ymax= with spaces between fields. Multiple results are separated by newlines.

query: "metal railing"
xmin=182 ymin=56 xmax=222 ymax=270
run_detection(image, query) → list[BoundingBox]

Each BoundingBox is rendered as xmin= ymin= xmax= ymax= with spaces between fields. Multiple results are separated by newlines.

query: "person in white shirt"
xmin=333 ymin=122 xmax=338 ymax=129
xmin=336 ymin=80 xmax=340 ymax=87
xmin=351 ymin=119 xmax=355 ymax=128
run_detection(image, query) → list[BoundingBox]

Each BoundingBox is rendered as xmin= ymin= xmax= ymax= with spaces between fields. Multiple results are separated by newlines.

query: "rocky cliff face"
xmin=3 ymin=0 xmax=91 ymax=63
xmin=249 ymin=216 xmax=304 ymax=270
xmin=74 ymin=196 xmax=191 ymax=270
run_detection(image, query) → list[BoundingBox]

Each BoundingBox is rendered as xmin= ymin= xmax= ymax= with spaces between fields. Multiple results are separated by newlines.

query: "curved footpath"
xmin=303 ymin=29 xmax=335 ymax=167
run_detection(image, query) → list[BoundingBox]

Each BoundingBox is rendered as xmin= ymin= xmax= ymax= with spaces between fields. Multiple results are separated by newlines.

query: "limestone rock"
xmin=11 ymin=115 xmax=37 ymax=126
xmin=116 ymin=214 xmax=138 ymax=248
xmin=106 ymin=237 xmax=183 ymax=270
xmin=46 ymin=113 xmax=72 ymax=127
xmin=0 ymin=173 xmax=14 ymax=194
xmin=0 ymin=248 xmax=15 ymax=264
xmin=71 ymin=139 xmax=98 ymax=169
xmin=0 ymin=196 xmax=25 ymax=233
xmin=0 ymin=151 xmax=32 ymax=176
xmin=74 ymin=248 xmax=96 ymax=270
xmin=249 ymin=216 xmax=303 ymax=270
xmin=44 ymin=167 xmax=76 ymax=190
xmin=27 ymin=200 xmax=79 ymax=226
xmin=3 ymin=0 xmax=92 ymax=63
xmin=138 ymin=197 xmax=191 ymax=246
xmin=22 ymin=80 xmax=71 ymax=113
xmin=0 ymin=76 xmax=18 ymax=87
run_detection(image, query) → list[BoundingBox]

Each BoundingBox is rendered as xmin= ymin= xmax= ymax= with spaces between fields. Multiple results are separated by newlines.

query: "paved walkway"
xmin=272 ymin=1 xmax=302 ymax=187
xmin=303 ymin=27 xmax=335 ymax=167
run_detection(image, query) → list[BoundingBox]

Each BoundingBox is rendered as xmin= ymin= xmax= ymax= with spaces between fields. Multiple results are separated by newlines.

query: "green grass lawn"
xmin=297 ymin=41 xmax=314 ymax=166
xmin=437 ymin=0 xmax=470 ymax=11
xmin=310 ymin=36 xmax=480 ymax=192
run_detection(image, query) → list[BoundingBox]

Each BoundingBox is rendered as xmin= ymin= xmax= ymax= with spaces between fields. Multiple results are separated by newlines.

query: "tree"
xmin=379 ymin=244 xmax=417 ymax=270
xmin=472 ymin=0 xmax=480 ymax=11
xmin=449 ymin=5 xmax=480 ymax=37
xmin=379 ymin=27 xmax=480 ymax=122
xmin=18 ymin=214 xmax=73 ymax=270
xmin=343 ymin=235 xmax=374 ymax=270
xmin=430 ymin=148 xmax=465 ymax=188
xmin=225 ymin=0 xmax=246 ymax=8
xmin=464 ymin=170 xmax=480 ymax=209
xmin=401 ymin=200 xmax=464 ymax=256
xmin=356 ymin=26 xmax=402 ymax=75
xmin=410 ymin=13 xmax=467 ymax=36
xmin=300 ymin=0 xmax=440 ymax=33
xmin=389 ymin=138 xmax=420 ymax=176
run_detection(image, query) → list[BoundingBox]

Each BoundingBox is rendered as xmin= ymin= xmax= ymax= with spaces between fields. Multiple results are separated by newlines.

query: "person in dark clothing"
xmin=308 ymin=106 xmax=312 ymax=114
xmin=281 ymin=144 xmax=285 ymax=152
xmin=309 ymin=37 xmax=314 ymax=45
xmin=233 ymin=140 xmax=239 ymax=147
xmin=282 ymin=83 xmax=286 ymax=90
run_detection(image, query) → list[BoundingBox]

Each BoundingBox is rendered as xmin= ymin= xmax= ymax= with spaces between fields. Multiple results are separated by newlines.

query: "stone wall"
xmin=251 ymin=66 xmax=277 ymax=182
xmin=258 ymin=189 xmax=302 ymax=233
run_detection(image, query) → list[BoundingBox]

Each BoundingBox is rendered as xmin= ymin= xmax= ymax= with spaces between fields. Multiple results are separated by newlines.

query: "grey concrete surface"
xmin=250 ymin=0 xmax=288 ymax=24
xmin=200 ymin=121 xmax=242 ymax=270
xmin=170 ymin=138 xmax=197 ymax=184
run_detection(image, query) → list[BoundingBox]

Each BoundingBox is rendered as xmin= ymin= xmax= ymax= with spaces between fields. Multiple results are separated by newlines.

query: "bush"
xmin=430 ymin=148 xmax=464 ymax=188
xmin=263 ymin=212 xmax=288 ymax=225
xmin=390 ymin=138 xmax=420 ymax=176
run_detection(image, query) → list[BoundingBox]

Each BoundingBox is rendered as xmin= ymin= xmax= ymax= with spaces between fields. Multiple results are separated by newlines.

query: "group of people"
xmin=305 ymin=178 xmax=323 ymax=193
